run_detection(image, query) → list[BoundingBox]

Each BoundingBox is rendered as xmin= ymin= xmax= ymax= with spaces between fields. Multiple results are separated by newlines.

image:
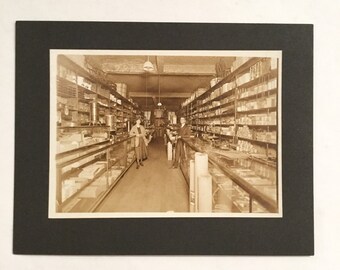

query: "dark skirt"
xmin=135 ymin=137 xmax=148 ymax=161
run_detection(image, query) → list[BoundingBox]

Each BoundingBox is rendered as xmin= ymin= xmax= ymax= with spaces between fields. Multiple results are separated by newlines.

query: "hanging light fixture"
xmin=143 ymin=56 xmax=154 ymax=72
xmin=157 ymin=74 xmax=162 ymax=106
xmin=145 ymin=72 xmax=148 ymax=109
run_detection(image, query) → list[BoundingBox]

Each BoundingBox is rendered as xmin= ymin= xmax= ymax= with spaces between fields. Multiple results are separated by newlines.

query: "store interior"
xmin=54 ymin=53 xmax=279 ymax=215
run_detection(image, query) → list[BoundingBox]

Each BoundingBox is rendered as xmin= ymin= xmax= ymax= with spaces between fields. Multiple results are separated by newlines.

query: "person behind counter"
xmin=171 ymin=117 xmax=191 ymax=169
xmin=130 ymin=117 xmax=148 ymax=169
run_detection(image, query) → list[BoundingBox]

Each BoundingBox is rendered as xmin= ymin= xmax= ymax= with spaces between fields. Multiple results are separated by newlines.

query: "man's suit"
xmin=173 ymin=124 xmax=191 ymax=166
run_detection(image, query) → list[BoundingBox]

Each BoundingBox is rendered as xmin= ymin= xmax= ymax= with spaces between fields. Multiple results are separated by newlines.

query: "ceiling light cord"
xmin=145 ymin=73 xmax=148 ymax=108
xmin=157 ymin=74 xmax=162 ymax=107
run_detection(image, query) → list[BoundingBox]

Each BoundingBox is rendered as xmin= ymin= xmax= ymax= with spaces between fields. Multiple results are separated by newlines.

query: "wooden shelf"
xmin=57 ymin=125 xmax=109 ymax=129
xmin=218 ymin=133 xmax=234 ymax=138
xmin=193 ymin=123 xmax=235 ymax=127
xmin=181 ymin=57 xmax=260 ymax=110
xmin=236 ymin=69 xmax=277 ymax=90
xmin=237 ymin=136 xmax=276 ymax=146
xmin=58 ymin=55 xmax=138 ymax=110
xmin=237 ymin=123 xmax=276 ymax=127
xmin=77 ymin=84 xmax=96 ymax=95
xmin=97 ymin=103 xmax=109 ymax=108
xmin=197 ymin=109 xmax=235 ymax=120
xmin=236 ymin=106 xmax=276 ymax=114
xmin=214 ymin=123 xmax=235 ymax=127
xmin=192 ymin=129 xmax=235 ymax=138
xmin=238 ymin=88 xmax=277 ymax=102
xmin=195 ymin=100 xmax=236 ymax=115
xmin=193 ymin=89 xmax=236 ymax=110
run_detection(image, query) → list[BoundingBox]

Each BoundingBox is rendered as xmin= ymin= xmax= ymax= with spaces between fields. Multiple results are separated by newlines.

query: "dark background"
xmin=14 ymin=22 xmax=313 ymax=255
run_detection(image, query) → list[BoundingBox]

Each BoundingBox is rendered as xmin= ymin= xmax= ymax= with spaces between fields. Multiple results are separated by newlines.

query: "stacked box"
xmin=236 ymin=72 xmax=251 ymax=86
xmin=78 ymin=184 xmax=106 ymax=198
xmin=196 ymin=88 xmax=207 ymax=97
xmin=62 ymin=177 xmax=90 ymax=201
xmin=57 ymin=140 xmax=80 ymax=153
xmin=231 ymin=57 xmax=251 ymax=72
xmin=97 ymin=87 xmax=110 ymax=99
xmin=270 ymin=58 xmax=278 ymax=70
xmin=62 ymin=185 xmax=78 ymax=201
xmin=78 ymin=163 xmax=106 ymax=179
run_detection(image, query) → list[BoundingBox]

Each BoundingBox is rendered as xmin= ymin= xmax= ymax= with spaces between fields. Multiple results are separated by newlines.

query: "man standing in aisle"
xmin=171 ymin=117 xmax=191 ymax=169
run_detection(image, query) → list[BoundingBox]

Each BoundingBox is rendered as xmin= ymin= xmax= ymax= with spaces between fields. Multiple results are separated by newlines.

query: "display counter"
xmin=180 ymin=137 xmax=278 ymax=213
xmin=55 ymin=135 xmax=136 ymax=213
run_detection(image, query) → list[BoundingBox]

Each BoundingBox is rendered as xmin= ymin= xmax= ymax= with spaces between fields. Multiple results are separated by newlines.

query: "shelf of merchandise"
xmin=236 ymin=124 xmax=276 ymax=127
xmin=181 ymin=57 xmax=279 ymax=161
xmin=181 ymin=57 xmax=260 ymax=110
xmin=193 ymin=90 xmax=236 ymax=111
xmin=237 ymin=87 xmax=277 ymax=102
xmin=236 ymin=136 xmax=276 ymax=146
xmin=236 ymin=106 xmax=276 ymax=114
xmin=56 ymin=135 xmax=136 ymax=213
xmin=57 ymin=55 xmax=139 ymax=132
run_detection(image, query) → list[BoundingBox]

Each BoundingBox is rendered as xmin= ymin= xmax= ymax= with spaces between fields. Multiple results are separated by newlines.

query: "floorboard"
xmin=95 ymin=137 xmax=189 ymax=212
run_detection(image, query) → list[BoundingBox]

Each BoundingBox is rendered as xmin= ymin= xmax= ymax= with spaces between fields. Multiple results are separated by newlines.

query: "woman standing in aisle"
xmin=130 ymin=117 xmax=148 ymax=169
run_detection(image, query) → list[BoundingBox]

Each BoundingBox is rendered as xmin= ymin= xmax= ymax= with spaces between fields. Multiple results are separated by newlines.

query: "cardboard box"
xmin=78 ymin=185 xmax=106 ymax=198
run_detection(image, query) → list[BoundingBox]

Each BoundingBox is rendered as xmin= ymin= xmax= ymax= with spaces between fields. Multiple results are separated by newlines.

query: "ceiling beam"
xmin=164 ymin=64 xmax=216 ymax=74
xmin=130 ymin=92 xmax=191 ymax=98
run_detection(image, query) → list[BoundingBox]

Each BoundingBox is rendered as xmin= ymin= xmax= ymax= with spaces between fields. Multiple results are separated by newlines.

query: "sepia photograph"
xmin=49 ymin=50 xmax=282 ymax=218
xmin=5 ymin=0 xmax=337 ymax=263
xmin=13 ymin=21 xmax=314 ymax=256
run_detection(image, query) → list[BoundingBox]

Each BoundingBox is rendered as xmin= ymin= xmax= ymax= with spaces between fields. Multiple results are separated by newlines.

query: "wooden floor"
xmin=95 ymin=137 xmax=189 ymax=212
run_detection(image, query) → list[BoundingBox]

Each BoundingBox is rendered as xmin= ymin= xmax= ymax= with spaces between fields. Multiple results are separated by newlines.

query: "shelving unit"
xmin=57 ymin=55 xmax=139 ymax=137
xmin=181 ymin=57 xmax=279 ymax=162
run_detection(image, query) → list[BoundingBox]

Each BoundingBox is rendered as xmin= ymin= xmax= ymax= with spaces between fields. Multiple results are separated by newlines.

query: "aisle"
xmin=95 ymin=137 xmax=189 ymax=212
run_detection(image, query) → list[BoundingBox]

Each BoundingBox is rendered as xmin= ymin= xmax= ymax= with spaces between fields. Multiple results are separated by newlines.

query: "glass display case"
xmin=56 ymin=126 xmax=111 ymax=155
xmin=55 ymin=135 xmax=135 ymax=213
xmin=180 ymin=137 xmax=278 ymax=213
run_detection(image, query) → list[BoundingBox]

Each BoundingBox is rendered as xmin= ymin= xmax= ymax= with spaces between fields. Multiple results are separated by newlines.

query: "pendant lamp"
xmin=143 ymin=56 xmax=154 ymax=72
